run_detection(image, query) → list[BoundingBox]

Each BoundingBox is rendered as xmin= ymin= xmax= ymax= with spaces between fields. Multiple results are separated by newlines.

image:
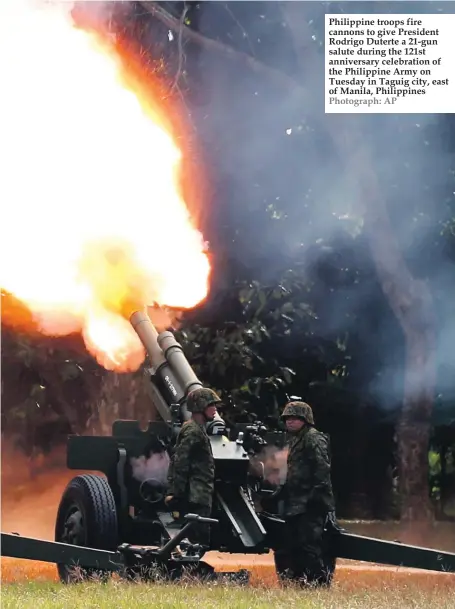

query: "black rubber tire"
xmin=55 ymin=474 xmax=118 ymax=584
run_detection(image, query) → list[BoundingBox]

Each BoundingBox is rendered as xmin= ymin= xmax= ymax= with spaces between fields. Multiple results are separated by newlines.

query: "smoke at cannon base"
xmin=250 ymin=446 xmax=288 ymax=487
xmin=130 ymin=451 xmax=171 ymax=486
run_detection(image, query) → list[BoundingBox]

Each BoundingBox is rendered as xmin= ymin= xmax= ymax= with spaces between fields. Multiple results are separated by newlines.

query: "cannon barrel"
xmin=130 ymin=310 xmax=166 ymax=370
xmin=158 ymin=331 xmax=202 ymax=397
xmin=129 ymin=310 xmax=204 ymax=422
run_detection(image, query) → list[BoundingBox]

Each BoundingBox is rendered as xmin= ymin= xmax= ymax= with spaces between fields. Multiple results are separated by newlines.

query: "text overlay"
xmin=325 ymin=14 xmax=454 ymax=114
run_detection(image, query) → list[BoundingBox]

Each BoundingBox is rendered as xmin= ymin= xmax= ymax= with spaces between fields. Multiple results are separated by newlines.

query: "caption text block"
xmin=325 ymin=14 xmax=454 ymax=114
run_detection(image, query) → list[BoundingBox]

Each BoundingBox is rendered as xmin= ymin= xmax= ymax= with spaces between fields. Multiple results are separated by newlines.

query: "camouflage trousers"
xmin=274 ymin=512 xmax=335 ymax=587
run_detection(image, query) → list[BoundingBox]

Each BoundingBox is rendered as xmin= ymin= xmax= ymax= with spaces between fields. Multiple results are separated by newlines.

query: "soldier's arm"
xmin=166 ymin=428 xmax=197 ymax=498
xmin=307 ymin=436 xmax=334 ymax=511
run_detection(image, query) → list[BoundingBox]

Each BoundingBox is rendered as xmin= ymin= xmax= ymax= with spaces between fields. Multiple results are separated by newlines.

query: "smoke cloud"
xmin=251 ymin=446 xmax=288 ymax=486
xmin=130 ymin=451 xmax=170 ymax=486
xmin=176 ymin=1 xmax=455 ymax=413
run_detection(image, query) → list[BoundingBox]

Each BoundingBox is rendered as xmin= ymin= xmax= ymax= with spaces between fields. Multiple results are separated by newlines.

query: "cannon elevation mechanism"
xmin=2 ymin=310 xmax=454 ymax=583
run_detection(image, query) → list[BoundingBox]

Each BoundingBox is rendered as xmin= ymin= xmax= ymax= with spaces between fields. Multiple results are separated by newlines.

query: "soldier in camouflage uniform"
xmin=274 ymin=401 xmax=336 ymax=587
xmin=165 ymin=387 xmax=221 ymax=551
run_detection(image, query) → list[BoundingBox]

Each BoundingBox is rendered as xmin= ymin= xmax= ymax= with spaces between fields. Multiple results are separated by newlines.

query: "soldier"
xmin=164 ymin=387 xmax=221 ymax=552
xmin=274 ymin=401 xmax=336 ymax=587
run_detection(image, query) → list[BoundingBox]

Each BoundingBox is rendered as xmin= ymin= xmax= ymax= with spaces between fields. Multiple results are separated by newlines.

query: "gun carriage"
xmin=2 ymin=310 xmax=455 ymax=583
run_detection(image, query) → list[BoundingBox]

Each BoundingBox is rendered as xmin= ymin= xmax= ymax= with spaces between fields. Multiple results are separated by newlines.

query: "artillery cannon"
xmin=2 ymin=310 xmax=455 ymax=583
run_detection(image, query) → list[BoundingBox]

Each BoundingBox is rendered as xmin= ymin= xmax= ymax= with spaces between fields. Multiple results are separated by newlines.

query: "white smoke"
xmin=250 ymin=445 xmax=288 ymax=486
xmin=130 ymin=451 xmax=170 ymax=485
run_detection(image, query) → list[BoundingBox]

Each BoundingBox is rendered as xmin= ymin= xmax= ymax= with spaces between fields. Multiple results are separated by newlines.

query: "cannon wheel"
xmin=55 ymin=474 xmax=118 ymax=583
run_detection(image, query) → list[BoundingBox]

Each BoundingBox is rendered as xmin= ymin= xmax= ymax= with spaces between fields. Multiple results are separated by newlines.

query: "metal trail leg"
xmin=156 ymin=514 xmax=218 ymax=560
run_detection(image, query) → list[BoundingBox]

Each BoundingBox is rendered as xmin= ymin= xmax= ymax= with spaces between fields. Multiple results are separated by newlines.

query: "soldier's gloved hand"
xmin=165 ymin=495 xmax=182 ymax=511
xmin=165 ymin=495 xmax=183 ymax=520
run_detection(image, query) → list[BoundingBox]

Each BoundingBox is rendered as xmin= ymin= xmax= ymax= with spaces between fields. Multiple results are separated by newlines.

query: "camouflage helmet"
xmin=281 ymin=401 xmax=314 ymax=425
xmin=187 ymin=387 xmax=222 ymax=414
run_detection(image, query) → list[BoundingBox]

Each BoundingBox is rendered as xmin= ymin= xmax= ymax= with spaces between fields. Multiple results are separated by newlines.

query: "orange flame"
xmin=0 ymin=1 xmax=210 ymax=371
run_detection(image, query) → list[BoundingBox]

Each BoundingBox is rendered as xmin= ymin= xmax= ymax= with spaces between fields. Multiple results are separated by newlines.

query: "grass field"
xmin=2 ymin=557 xmax=455 ymax=609
xmin=3 ymin=578 xmax=455 ymax=609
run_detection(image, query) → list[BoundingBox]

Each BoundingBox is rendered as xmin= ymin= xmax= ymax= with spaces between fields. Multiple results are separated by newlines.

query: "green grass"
xmin=2 ymin=580 xmax=455 ymax=609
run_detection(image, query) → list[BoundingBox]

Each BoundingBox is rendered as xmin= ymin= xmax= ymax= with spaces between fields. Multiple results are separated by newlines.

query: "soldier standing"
xmin=165 ymin=387 xmax=222 ymax=552
xmin=274 ymin=401 xmax=336 ymax=587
